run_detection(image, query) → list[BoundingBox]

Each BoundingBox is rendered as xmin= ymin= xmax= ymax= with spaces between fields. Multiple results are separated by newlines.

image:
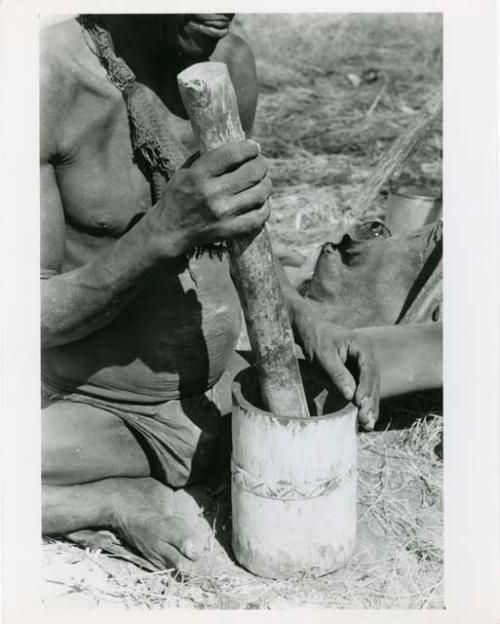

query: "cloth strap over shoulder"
xmin=79 ymin=15 xmax=188 ymax=200
xmin=78 ymin=15 xmax=226 ymax=259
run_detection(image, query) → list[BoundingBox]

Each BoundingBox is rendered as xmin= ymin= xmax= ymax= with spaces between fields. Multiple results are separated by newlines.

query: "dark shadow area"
xmin=376 ymin=388 xmax=442 ymax=432
xmin=396 ymin=225 xmax=442 ymax=323
xmin=42 ymin=257 xmax=209 ymax=395
xmin=236 ymin=360 xmax=350 ymax=417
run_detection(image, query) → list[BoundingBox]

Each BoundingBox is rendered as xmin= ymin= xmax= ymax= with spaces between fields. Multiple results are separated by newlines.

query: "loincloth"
xmin=42 ymin=370 xmax=237 ymax=488
xmin=42 ymin=352 xmax=251 ymax=488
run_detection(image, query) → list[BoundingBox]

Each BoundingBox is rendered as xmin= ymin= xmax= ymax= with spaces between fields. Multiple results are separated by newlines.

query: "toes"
xmin=65 ymin=528 xmax=119 ymax=551
xmin=150 ymin=538 xmax=199 ymax=578
xmin=156 ymin=514 xmax=211 ymax=562
xmin=152 ymin=540 xmax=191 ymax=573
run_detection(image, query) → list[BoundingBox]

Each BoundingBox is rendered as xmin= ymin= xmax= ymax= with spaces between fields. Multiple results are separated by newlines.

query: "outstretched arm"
xmin=277 ymin=261 xmax=380 ymax=430
xmin=353 ymin=322 xmax=442 ymax=399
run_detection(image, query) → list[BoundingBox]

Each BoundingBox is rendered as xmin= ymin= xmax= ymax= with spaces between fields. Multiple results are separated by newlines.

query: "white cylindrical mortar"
xmin=231 ymin=363 xmax=358 ymax=579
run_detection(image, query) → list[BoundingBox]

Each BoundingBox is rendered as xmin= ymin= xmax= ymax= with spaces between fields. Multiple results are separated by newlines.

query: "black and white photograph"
xmin=1 ymin=1 xmax=499 ymax=620
xmin=38 ymin=12 xmax=444 ymax=608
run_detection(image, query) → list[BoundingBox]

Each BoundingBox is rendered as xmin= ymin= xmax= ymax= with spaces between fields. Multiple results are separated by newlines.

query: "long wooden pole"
xmin=178 ymin=62 xmax=310 ymax=419
xmin=352 ymin=86 xmax=442 ymax=218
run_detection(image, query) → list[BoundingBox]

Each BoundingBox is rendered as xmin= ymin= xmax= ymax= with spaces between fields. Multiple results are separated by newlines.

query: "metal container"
xmin=231 ymin=363 xmax=358 ymax=579
xmin=385 ymin=186 xmax=442 ymax=235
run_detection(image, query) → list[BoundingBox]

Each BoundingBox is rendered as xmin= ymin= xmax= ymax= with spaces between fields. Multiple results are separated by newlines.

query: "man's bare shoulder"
xmin=40 ymin=18 xmax=119 ymax=157
xmin=41 ymin=19 xmax=86 ymax=84
xmin=213 ymin=32 xmax=256 ymax=78
xmin=41 ymin=18 xmax=111 ymax=104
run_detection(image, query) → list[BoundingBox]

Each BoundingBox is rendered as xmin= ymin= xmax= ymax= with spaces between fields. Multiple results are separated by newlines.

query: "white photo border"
xmin=1 ymin=0 xmax=499 ymax=621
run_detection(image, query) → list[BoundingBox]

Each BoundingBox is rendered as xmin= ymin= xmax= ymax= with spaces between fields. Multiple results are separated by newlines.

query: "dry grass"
xmin=240 ymin=13 xmax=442 ymax=211
xmin=42 ymin=13 xmax=443 ymax=609
xmin=43 ymin=408 xmax=443 ymax=609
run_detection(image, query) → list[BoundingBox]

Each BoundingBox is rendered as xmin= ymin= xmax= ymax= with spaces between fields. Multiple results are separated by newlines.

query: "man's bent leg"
xmin=43 ymin=399 xmax=151 ymax=485
xmin=42 ymin=400 xmax=210 ymax=570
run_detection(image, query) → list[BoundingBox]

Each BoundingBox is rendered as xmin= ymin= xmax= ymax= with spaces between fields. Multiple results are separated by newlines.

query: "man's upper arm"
xmin=40 ymin=159 xmax=65 ymax=279
xmin=40 ymin=44 xmax=66 ymax=279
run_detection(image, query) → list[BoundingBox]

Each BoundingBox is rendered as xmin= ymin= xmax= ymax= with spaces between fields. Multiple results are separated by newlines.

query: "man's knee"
xmin=42 ymin=401 xmax=95 ymax=485
xmin=42 ymin=400 xmax=149 ymax=485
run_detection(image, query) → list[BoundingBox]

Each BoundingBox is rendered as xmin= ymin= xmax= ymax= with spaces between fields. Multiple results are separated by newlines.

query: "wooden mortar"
xmin=231 ymin=362 xmax=358 ymax=578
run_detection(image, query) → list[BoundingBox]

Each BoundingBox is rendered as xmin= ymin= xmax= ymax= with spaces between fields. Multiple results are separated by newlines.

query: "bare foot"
xmin=108 ymin=478 xmax=212 ymax=573
xmin=65 ymin=528 xmax=159 ymax=572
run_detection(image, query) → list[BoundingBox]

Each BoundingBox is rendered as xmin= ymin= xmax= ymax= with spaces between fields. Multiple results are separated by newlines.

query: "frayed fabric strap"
xmin=79 ymin=15 xmax=187 ymax=200
xmin=79 ymin=15 xmax=227 ymax=261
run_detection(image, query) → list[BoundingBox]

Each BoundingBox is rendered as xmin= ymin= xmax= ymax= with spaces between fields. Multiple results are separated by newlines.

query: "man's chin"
xmin=152 ymin=36 xmax=216 ymax=63
xmin=175 ymin=21 xmax=228 ymax=59
xmin=178 ymin=39 xmax=219 ymax=61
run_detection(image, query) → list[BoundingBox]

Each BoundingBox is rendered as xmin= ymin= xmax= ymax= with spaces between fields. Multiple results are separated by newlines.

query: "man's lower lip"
xmin=189 ymin=14 xmax=232 ymax=27
xmin=184 ymin=21 xmax=230 ymax=38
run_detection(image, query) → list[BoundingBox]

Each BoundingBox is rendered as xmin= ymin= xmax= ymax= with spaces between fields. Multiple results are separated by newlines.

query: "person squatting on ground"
xmin=41 ymin=14 xmax=380 ymax=571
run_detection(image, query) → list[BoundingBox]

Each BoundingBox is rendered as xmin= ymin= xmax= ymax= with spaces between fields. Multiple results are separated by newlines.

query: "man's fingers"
xmin=317 ymin=351 xmax=356 ymax=401
xmin=199 ymin=140 xmax=260 ymax=176
xmin=218 ymin=155 xmax=269 ymax=195
xmin=223 ymin=200 xmax=271 ymax=237
xmin=358 ymin=396 xmax=378 ymax=432
xmin=349 ymin=340 xmax=376 ymax=403
xmin=219 ymin=175 xmax=272 ymax=231
xmin=230 ymin=174 xmax=273 ymax=215
xmin=348 ymin=340 xmax=380 ymax=431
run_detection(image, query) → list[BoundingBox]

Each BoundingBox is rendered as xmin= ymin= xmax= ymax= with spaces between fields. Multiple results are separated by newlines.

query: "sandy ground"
xmin=42 ymin=388 xmax=443 ymax=609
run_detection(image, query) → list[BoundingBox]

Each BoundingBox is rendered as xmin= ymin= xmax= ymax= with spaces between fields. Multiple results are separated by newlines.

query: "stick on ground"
xmin=352 ymin=86 xmax=442 ymax=218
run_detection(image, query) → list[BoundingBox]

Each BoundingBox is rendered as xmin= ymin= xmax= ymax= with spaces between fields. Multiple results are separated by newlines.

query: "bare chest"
xmin=54 ymin=82 xmax=194 ymax=263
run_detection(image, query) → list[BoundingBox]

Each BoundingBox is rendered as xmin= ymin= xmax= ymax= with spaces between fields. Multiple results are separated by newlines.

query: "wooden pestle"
xmin=178 ymin=62 xmax=310 ymax=419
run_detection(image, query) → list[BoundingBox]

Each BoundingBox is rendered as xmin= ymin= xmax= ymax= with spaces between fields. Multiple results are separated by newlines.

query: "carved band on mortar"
xmin=231 ymin=458 xmax=356 ymax=501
